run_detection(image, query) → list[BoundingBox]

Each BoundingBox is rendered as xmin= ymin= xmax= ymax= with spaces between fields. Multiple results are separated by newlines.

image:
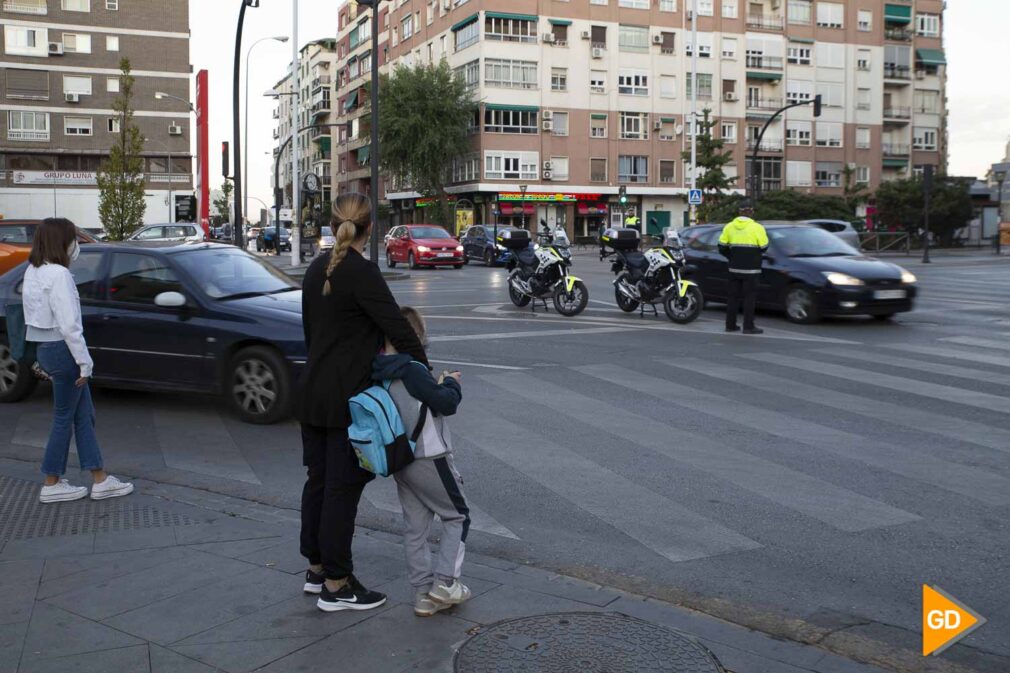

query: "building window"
xmin=786 ymin=160 xmax=812 ymax=187
xmin=815 ymin=121 xmax=843 ymax=147
xmin=660 ymin=32 xmax=675 ymax=53
xmin=787 ymin=46 xmax=811 ymax=65
xmin=484 ymin=150 xmax=538 ymax=180
xmin=618 ymin=25 xmax=649 ymax=52
xmin=551 ymin=23 xmax=568 ymax=44
xmin=685 ymin=33 xmax=713 ymax=58
xmin=685 ymin=73 xmax=713 ymax=99
xmin=591 ymin=158 xmax=607 ymax=181
xmin=590 ymin=115 xmax=608 ymax=138
xmin=63 ymin=75 xmax=92 ymax=95
xmin=485 ymin=15 xmax=537 ymax=43
xmin=721 ymin=122 xmax=737 ymax=143
xmin=591 ymin=25 xmax=607 ymax=48
xmin=816 ymin=81 xmax=844 ymax=107
xmin=659 ymin=75 xmax=677 ymax=98
xmin=857 ymin=9 xmax=872 ymax=31
xmin=63 ymin=33 xmax=92 ymax=53
xmin=4 ymin=26 xmax=48 ymax=57
xmin=816 ymin=2 xmax=843 ymax=28
xmin=452 ymin=153 xmax=480 ymax=182
xmin=551 ymin=67 xmax=567 ymax=92
xmin=454 ymin=59 xmax=480 ymax=92
xmin=659 ymin=160 xmax=676 ymax=183
xmin=618 ymin=155 xmax=648 ymax=183
xmin=913 ymin=127 xmax=938 ymax=151
xmin=7 ymin=110 xmax=50 ymax=141
xmin=856 ymin=87 xmax=871 ymax=110
xmin=786 ymin=120 xmax=812 ymax=146
xmin=722 ymin=0 xmax=738 ymax=18
xmin=787 ymin=0 xmax=811 ymax=25
xmin=484 ymin=59 xmax=538 ymax=89
xmin=786 ymin=78 xmax=812 ymax=104
xmin=856 ymin=127 xmax=871 ymax=149
xmin=105 ymin=35 xmax=119 ymax=51
xmin=107 ymin=118 xmax=120 ymax=133
xmin=857 ymin=49 xmax=871 ymax=70
xmin=549 ymin=157 xmax=569 ymax=180
xmin=697 ymin=0 xmax=714 ymax=15
xmin=721 ymin=37 xmax=737 ymax=59
xmin=917 ymin=13 xmax=940 ymax=37
xmin=816 ymin=42 xmax=845 ymax=68
xmin=914 ymin=90 xmax=940 ymax=114
xmin=591 ymin=0 xmax=607 ymax=6
xmin=590 ymin=70 xmax=606 ymax=94
xmin=454 ymin=20 xmax=479 ymax=51
xmin=659 ymin=0 xmax=676 ymax=12
xmin=749 ymin=157 xmax=782 ymax=191
xmin=619 ymin=0 xmax=649 ymax=8
xmin=62 ymin=0 xmax=90 ymax=11
xmin=657 ymin=118 xmax=676 ymax=140
xmin=619 ymin=112 xmax=649 ymax=140
xmin=64 ymin=116 xmax=93 ymax=136
xmin=106 ymin=0 xmax=119 ymax=8
xmin=483 ymin=108 xmax=538 ymax=134
xmin=856 ymin=166 xmax=870 ymax=184
xmin=401 ymin=15 xmax=413 ymax=40
xmin=552 ymin=112 xmax=569 ymax=136
xmin=815 ymin=161 xmax=842 ymax=187
xmin=618 ymin=70 xmax=649 ymax=96
xmin=4 ymin=69 xmax=49 ymax=100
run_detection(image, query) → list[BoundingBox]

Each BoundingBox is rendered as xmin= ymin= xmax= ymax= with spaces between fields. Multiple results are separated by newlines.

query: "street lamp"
xmin=355 ymin=0 xmax=382 ymax=263
xmin=519 ymin=184 xmax=528 ymax=230
xmin=244 ymin=36 xmax=289 ymax=229
xmin=231 ymin=0 xmax=261 ymax=250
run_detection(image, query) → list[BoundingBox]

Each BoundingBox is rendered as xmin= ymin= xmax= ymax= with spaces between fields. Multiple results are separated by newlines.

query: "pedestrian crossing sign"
xmin=688 ymin=189 xmax=703 ymax=206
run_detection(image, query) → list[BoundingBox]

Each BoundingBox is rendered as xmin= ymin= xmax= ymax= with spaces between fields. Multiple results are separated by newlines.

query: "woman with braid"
xmin=295 ymin=193 xmax=429 ymax=612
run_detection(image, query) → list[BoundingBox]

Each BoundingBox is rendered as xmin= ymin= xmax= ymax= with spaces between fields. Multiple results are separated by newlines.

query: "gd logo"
xmin=922 ymin=585 xmax=986 ymax=657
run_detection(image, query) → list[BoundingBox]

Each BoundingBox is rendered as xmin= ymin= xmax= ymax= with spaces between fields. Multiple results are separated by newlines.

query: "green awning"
xmin=884 ymin=4 xmax=912 ymax=23
xmin=485 ymin=103 xmax=539 ymax=112
xmin=548 ymin=18 xmax=572 ymax=26
xmin=883 ymin=158 xmax=908 ymax=168
xmin=343 ymin=90 xmax=358 ymax=112
xmin=747 ymin=71 xmax=783 ymax=80
xmin=660 ymin=117 xmax=677 ymax=123
xmin=591 ymin=113 xmax=608 ymax=120
xmin=451 ymin=13 xmax=478 ymax=31
xmin=485 ymin=11 xmax=537 ymax=21
xmin=788 ymin=37 xmax=814 ymax=44
xmin=357 ymin=145 xmax=370 ymax=165
xmin=916 ymin=48 xmax=946 ymax=66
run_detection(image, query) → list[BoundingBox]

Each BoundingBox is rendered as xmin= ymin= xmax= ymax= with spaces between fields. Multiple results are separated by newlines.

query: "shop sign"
xmin=416 ymin=196 xmax=458 ymax=208
xmin=497 ymin=192 xmax=602 ymax=203
xmin=12 ymin=171 xmax=97 ymax=186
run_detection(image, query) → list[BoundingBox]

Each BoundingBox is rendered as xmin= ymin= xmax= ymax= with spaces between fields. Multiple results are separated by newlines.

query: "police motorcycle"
xmin=497 ymin=227 xmax=589 ymax=316
xmin=537 ymin=219 xmax=573 ymax=266
xmin=599 ymin=223 xmax=703 ymax=324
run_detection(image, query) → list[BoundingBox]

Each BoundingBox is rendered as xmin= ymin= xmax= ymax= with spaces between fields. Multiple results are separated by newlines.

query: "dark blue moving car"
xmin=0 ymin=243 xmax=305 ymax=424
xmin=460 ymin=225 xmax=517 ymax=267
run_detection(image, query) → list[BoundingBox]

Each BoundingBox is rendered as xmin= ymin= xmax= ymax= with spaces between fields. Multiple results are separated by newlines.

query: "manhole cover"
xmin=454 ymin=612 xmax=726 ymax=673
xmin=0 ymin=475 xmax=197 ymax=541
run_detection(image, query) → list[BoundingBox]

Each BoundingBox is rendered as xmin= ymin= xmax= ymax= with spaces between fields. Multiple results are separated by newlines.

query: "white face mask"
xmin=67 ymin=240 xmax=80 ymax=263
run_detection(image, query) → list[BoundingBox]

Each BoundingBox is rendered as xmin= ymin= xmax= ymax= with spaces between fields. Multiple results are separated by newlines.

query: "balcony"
xmin=746 ymin=15 xmax=784 ymax=31
xmin=883 ymin=106 xmax=912 ymax=121
xmin=746 ymin=97 xmax=783 ymax=111
xmin=883 ymin=64 xmax=912 ymax=81
xmin=747 ymin=138 xmax=783 ymax=153
xmin=310 ymin=126 xmax=331 ymax=140
xmin=2 ymin=0 xmax=47 ymax=14
xmin=7 ymin=129 xmax=50 ymax=142
xmin=272 ymin=109 xmax=280 ymax=119
xmin=884 ymin=27 xmax=913 ymax=41
xmin=312 ymin=75 xmax=332 ymax=91
xmin=745 ymin=55 xmax=784 ymax=71
xmin=882 ymin=143 xmax=910 ymax=157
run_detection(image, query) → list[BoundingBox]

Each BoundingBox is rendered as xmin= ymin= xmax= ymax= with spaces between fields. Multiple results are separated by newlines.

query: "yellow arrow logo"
xmin=922 ymin=585 xmax=986 ymax=656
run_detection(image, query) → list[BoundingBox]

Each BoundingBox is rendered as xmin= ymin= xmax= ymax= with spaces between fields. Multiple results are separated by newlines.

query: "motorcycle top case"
xmin=601 ymin=227 xmax=640 ymax=251
xmin=496 ymin=228 xmax=532 ymax=250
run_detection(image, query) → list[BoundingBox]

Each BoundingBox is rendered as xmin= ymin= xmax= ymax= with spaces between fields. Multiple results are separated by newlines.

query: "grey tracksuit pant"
xmin=394 ymin=455 xmax=470 ymax=589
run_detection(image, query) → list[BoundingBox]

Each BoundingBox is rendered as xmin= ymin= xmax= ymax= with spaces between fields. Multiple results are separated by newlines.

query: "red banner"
xmin=195 ymin=70 xmax=210 ymax=236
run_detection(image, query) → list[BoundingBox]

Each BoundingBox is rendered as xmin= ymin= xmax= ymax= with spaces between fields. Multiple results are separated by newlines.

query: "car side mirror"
xmin=154 ymin=291 xmax=187 ymax=308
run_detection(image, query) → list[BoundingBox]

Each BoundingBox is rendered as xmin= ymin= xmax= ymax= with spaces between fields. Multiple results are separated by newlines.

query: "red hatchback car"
xmin=385 ymin=224 xmax=464 ymax=269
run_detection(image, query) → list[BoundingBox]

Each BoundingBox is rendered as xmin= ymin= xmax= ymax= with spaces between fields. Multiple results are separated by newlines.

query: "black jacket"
xmin=372 ymin=353 xmax=462 ymax=417
xmin=295 ymin=248 xmax=428 ymax=428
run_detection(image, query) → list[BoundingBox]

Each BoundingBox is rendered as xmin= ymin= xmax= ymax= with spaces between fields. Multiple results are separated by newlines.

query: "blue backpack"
xmin=348 ymin=382 xmax=426 ymax=477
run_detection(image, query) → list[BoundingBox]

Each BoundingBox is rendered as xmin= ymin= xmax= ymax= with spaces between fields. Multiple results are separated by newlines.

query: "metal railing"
xmin=745 ymin=54 xmax=784 ymax=70
xmin=884 ymin=64 xmax=912 ymax=80
xmin=2 ymin=0 xmax=47 ymax=14
xmin=746 ymin=15 xmax=784 ymax=30
xmin=882 ymin=143 xmax=910 ymax=156
xmin=884 ymin=27 xmax=913 ymax=41
xmin=883 ymin=106 xmax=912 ymax=120
xmin=860 ymin=231 xmax=911 ymax=254
xmin=746 ymin=97 xmax=782 ymax=110
xmin=747 ymin=138 xmax=783 ymax=152
xmin=7 ymin=129 xmax=50 ymax=141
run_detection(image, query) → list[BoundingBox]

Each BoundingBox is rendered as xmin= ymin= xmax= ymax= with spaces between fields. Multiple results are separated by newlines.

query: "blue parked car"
xmin=460 ymin=225 xmax=519 ymax=267
xmin=0 ymin=243 xmax=305 ymax=424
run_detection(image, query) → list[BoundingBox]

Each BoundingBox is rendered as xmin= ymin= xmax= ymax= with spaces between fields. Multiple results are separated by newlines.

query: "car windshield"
xmin=173 ymin=247 xmax=299 ymax=299
xmin=0 ymin=225 xmax=36 ymax=244
xmin=770 ymin=227 xmax=859 ymax=257
xmin=411 ymin=227 xmax=451 ymax=239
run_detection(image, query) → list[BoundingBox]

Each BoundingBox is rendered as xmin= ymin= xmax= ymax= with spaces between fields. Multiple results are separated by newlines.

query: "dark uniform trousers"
xmin=726 ymin=273 xmax=758 ymax=330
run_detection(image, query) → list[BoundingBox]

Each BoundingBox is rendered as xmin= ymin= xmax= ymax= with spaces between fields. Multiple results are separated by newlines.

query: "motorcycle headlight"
xmin=456 ymin=245 xmax=464 ymax=252
xmin=822 ymin=271 xmax=864 ymax=286
xmin=900 ymin=270 xmax=917 ymax=284
xmin=416 ymin=246 xmax=430 ymax=252
xmin=495 ymin=244 xmax=505 ymax=251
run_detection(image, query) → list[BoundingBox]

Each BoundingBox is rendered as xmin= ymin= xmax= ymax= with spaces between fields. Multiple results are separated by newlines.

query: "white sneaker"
xmin=428 ymin=579 xmax=471 ymax=606
xmin=90 ymin=475 xmax=134 ymax=500
xmin=39 ymin=479 xmax=88 ymax=504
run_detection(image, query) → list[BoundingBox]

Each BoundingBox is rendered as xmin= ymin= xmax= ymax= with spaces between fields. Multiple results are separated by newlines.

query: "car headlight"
xmin=822 ymin=271 xmax=865 ymax=286
xmin=456 ymin=245 xmax=464 ymax=252
xmin=416 ymin=246 xmax=430 ymax=252
xmin=900 ymin=270 xmax=917 ymax=284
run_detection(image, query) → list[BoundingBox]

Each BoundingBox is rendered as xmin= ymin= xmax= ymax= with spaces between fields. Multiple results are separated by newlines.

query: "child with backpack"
xmin=370 ymin=307 xmax=472 ymax=617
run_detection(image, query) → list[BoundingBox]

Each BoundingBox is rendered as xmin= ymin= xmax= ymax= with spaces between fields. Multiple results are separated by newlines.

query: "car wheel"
xmin=226 ymin=346 xmax=290 ymax=424
xmin=462 ymin=251 xmax=469 ymax=265
xmin=386 ymin=250 xmax=396 ymax=268
xmin=454 ymin=264 xmax=464 ymax=270
xmin=0 ymin=341 xmax=38 ymax=404
xmin=785 ymin=286 xmax=820 ymax=324
xmin=408 ymin=251 xmax=419 ymax=270
xmin=485 ymin=250 xmax=495 ymax=267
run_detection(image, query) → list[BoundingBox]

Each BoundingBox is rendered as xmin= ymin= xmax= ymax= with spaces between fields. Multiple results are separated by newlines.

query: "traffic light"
xmin=812 ymin=94 xmax=823 ymax=118
xmin=618 ymin=185 xmax=628 ymax=204
xmin=221 ymin=142 xmax=230 ymax=178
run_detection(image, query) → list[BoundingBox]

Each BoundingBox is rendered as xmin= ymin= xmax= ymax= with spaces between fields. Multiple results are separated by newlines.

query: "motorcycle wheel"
xmin=614 ymin=285 xmax=639 ymax=313
xmin=508 ymin=283 xmax=531 ymax=307
xmin=553 ymin=280 xmax=588 ymax=316
xmin=664 ymin=285 xmax=703 ymax=324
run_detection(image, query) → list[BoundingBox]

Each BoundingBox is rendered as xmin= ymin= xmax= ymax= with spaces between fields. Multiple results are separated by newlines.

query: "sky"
xmin=188 ymin=0 xmax=1010 ymax=214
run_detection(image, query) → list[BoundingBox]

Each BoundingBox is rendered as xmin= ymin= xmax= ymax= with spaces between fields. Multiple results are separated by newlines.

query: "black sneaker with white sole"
xmin=303 ymin=569 xmax=325 ymax=595
xmin=317 ymin=575 xmax=386 ymax=612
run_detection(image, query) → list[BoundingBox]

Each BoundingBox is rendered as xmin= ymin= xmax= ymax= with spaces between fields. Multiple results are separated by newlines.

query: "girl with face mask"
xmin=22 ymin=218 xmax=133 ymax=503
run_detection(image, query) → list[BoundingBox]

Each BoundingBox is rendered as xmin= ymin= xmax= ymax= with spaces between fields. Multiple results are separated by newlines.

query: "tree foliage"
xmin=875 ymin=176 xmax=973 ymax=245
xmin=704 ymin=191 xmax=854 ymax=223
xmin=213 ymin=180 xmax=234 ymax=222
xmin=681 ymin=109 xmax=736 ymax=222
xmin=378 ymin=61 xmax=475 ymax=225
xmin=97 ymin=58 xmax=146 ymax=240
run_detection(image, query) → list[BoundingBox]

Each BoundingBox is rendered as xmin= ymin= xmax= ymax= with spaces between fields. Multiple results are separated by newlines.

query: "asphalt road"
xmin=2 ymin=249 xmax=1008 ymax=670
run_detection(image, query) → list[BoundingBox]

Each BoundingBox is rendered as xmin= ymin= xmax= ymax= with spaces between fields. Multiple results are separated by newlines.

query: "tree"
xmin=378 ymin=61 xmax=475 ymax=225
xmin=681 ymin=109 xmax=736 ymax=222
xmin=705 ymin=190 xmax=854 ymax=223
xmin=875 ymin=176 xmax=973 ymax=246
xmin=213 ymin=180 xmax=234 ymax=223
xmin=97 ymin=58 xmax=146 ymax=240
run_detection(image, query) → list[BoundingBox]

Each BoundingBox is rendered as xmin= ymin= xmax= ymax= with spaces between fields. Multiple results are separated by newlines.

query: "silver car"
xmin=128 ymin=223 xmax=205 ymax=244
xmin=800 ymin=219 xmax=862 ymax=250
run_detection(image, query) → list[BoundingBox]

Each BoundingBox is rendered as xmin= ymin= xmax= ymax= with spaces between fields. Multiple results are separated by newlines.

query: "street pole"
xmin=689 ymin=0 xmax=698 ymax=225
xmin=921 ymin=164 xmax=933 ymax=263
xmin=749 ymin=96 xmax=822 ymax=202
xmin=167 ymin=146 xmax=173 ymax=224
xmin=368 ymin=0 xmax=381 ymax=262
xmin=290 ymin=0 xmax=301 ymax=266
xmin=245 ymin=37 xmax=288 ymax=230
xmin=232 ymin=0 xmax=258 ymax=250
xmin=996 ymin=173 xmax=1005 ymax=256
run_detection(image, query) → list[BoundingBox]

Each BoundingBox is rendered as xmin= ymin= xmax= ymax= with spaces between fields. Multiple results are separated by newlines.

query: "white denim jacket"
xmin=22 ymin=263 xmax=93 ymax=377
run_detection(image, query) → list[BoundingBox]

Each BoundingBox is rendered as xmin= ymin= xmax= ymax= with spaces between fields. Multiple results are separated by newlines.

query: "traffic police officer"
xmin=718 ymin=200 xmax=768 ymax=334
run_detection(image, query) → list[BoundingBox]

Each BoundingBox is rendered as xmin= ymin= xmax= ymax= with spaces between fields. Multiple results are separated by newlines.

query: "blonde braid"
xmin=321 ymin=192 xmax=373 ymax=296
xmin=322 ymin=221 xmax=357 ymax=295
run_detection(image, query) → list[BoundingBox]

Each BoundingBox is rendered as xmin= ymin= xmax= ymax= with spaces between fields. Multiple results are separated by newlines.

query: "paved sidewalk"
xmin=0 ymin=458 xmax=894 ymax=673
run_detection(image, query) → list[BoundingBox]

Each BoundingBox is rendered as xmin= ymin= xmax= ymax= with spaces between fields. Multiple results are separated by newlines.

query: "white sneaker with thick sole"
xmin=40 ymin=479 xmax=88 ymax=504
xmin=414 ymin=591 xmax=451 ymax=617
xmin=90 ymin=475 xmax=134 ymax=500
xmin=428 ymin=580 xmax=471 ymax=606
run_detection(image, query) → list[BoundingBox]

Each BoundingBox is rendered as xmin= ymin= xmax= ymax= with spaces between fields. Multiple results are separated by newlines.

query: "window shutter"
xmin=5 ymin=69 xmax=49 ymax=100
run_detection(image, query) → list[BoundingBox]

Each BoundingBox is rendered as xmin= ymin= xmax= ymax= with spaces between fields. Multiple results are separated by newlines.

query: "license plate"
xmin=437 ymin=252 xmax=454 ymax=258
xmin=874 ymin=289 xmax=906 ymax=300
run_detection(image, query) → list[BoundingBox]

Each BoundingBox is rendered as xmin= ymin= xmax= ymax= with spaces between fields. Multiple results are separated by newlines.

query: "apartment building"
xmin=333 ymin=0 xmax=946 ymax=237
xmin=271 ymin=38 xmax=338 ymax=216
xmin=0 ymin=0 xmax=193 ymax=224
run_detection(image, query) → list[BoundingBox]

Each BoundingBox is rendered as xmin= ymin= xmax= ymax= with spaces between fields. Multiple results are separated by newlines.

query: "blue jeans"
xmin=36 ymin=341 xmax=103 ymax=477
